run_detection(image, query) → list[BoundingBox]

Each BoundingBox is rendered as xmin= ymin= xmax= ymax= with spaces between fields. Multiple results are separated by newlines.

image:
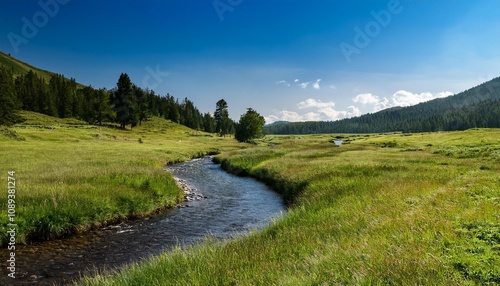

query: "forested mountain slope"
xmin=265 ymin=77 xmax=500 ymax=134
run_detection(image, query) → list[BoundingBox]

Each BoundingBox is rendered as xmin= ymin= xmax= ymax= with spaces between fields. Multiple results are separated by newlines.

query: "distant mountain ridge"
xmin=265 ymin=77 xmax=500 ymax=134
xmin=265 ymin=121 xmax=291 ymax=127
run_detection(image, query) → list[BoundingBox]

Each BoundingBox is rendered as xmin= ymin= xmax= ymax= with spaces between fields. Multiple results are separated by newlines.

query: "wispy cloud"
xmin=276 ymin=80 xmax=290 ymax=87
xmin=299 ymin=81 xmax=310 ymax=89
xmin=265 ymin=98 xmax=361 ymax=123
xmin=312 ymin=79 xmax=321 ymax=90
xmin=297 ymin=98 xmax=335 ymax=109
xmin=276 ymin=78 xmax=323 ymax=90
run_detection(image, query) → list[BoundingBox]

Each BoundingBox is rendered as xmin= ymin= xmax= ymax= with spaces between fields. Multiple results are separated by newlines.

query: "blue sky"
xmin=1 ymin=0 xmax=499 ymax=122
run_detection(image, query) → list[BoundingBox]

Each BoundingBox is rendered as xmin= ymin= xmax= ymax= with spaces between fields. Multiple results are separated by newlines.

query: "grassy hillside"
xmin=83 ymin=130 xmax=500 ymax=285
xmin=0 ymin=112 xmax=244 ymax=245
xmin=0 ymin=51 xmax=60 ymax=83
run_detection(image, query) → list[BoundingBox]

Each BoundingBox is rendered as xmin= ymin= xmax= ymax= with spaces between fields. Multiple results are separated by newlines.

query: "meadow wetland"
xmin=84 ymin=129 xmax=499 ymax=285
xmin=1 ymin=112 xmax=499 ymax=285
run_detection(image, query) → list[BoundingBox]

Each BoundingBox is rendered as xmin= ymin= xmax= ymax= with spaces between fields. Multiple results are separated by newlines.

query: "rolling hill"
xmin=265 ymin=76 xmax=500 ymax=134
xmin=0 ymin=51 xmax=64 ymax=83
xmin=0 ymin=51 xmax=216 ymax=132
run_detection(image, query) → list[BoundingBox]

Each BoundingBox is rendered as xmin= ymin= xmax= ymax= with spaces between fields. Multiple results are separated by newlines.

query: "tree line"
xmin=0 ymin=67 xmax=265 ymax=142
xmin=265 ymin=100 xmax=500 ymax=134
xmin=0 ymin=68 xmax=222 ymax=132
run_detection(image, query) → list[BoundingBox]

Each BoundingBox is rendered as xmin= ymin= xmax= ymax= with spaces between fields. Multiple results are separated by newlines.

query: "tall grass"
xmin=82 ymin=129 xmax=500 ymax=285
xmin=0 ymin=112 xmax=243 ymax=245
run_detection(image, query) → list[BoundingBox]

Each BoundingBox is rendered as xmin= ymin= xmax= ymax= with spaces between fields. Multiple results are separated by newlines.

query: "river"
xmin=0 ymin=157 xmax=285 ymax=285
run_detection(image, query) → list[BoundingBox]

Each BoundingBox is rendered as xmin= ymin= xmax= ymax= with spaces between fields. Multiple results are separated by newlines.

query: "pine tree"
xmin=0 ymin=67 xmax=22 ymax=125
xmin=113 ymin=73 xmax=138 ymax=129
xmin=133 ymin=85 xmax=150 ymax=126
xmin=214 ymin=99 xmax=230 ymax=137
xmin=94 ymin=88 xmax=114 ymax=125
xmin=203 ymin=112 xmax=216 ymax=133
xmin=50 ymin=74 xmax=74 ymax=118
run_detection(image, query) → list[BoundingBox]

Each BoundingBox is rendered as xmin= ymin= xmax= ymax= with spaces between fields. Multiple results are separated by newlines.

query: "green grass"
xmin=0 ymin=111 xmax=244 ymax=245
xmin=81 ymin=129 xmax=500 ymax=285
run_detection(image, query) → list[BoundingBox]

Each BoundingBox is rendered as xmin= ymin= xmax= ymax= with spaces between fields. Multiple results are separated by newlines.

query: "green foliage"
xmin=179 ymin=97 xmax=203 ymax=130
xmin=133 ymin=85 xmax=150 ymax=126
xmin=214 ymin=99 xmax=234 ymax=137
xmin=0 ymin=53 xmax=222 ymax=133
xmin=235 ymin=108 xmax=265 ymax=142
xmin=79 ymin=86 xmax=114 ymax=125
xmin=0 ymin=66 xmax=23 ymax=125
xmin=113 ymin=73 xmax=138 ymax=128
xmin=450 ymin=222 xmax=500 ymax=284
xmin=202 ymin=112 xmax=216 ymax=133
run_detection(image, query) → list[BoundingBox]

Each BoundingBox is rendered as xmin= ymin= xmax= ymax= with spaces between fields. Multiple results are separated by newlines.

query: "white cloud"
xmin=312 ymin=79 xmax=321 ymax=90
xmin=352 ymin=90 xmax=454 ymax=112
xmin=297 ymin=98 xmax=335 ymax=109
xmin=347 ymin=105 xmax=362 ymax=117
xmin=353 ymin=93 xmax=389 ymax=112
xmin=437 ymin=91 xmax=454 ymax=98
xmin=265 ymin=99 xmax=362 ymax=123
xmin=265 ymin=110 xmax=303 ymax=123
xmin=299 ymin=81 xmax=310 ymax=89
xmin=391 ymin=90 xmax=453 ymax=107
xmin=329 ymin=85 xmax=338 ymax=90
xmin=353 ymin=93 xmax=381 ymax=105
xmin=276 ymin=80 xmax=290 ymax=87
xmin=391 ymin=90 xmax=433 ymax=107
xmin=294 ymin=79 xmax=299 ymax=83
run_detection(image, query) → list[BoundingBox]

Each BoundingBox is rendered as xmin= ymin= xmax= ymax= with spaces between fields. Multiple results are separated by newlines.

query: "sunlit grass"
xmin=82 ymin=129 xmax=500 ymax=285
xmin=0 ymin=112 xmax=243 ymax=245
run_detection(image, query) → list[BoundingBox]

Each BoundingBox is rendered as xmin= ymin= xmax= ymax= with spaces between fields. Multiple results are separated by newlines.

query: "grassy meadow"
xmin=0 ymin=111 xmax=243 ymax=245
xmin=82 ymin=129 xmax=500 ymax=285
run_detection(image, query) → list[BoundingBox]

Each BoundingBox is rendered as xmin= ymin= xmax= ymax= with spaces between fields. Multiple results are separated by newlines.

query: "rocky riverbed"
xmin=173 ymin=177 xmax=207 ymax=207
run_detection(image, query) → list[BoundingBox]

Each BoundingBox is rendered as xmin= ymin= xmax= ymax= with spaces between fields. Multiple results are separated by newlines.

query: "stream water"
xmin=0 ymin=157 xmax=285 ymax=285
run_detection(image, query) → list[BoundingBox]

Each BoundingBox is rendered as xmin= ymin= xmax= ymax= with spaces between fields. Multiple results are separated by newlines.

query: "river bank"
xmin=1 ymin=156 xmax=285 ymax=285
